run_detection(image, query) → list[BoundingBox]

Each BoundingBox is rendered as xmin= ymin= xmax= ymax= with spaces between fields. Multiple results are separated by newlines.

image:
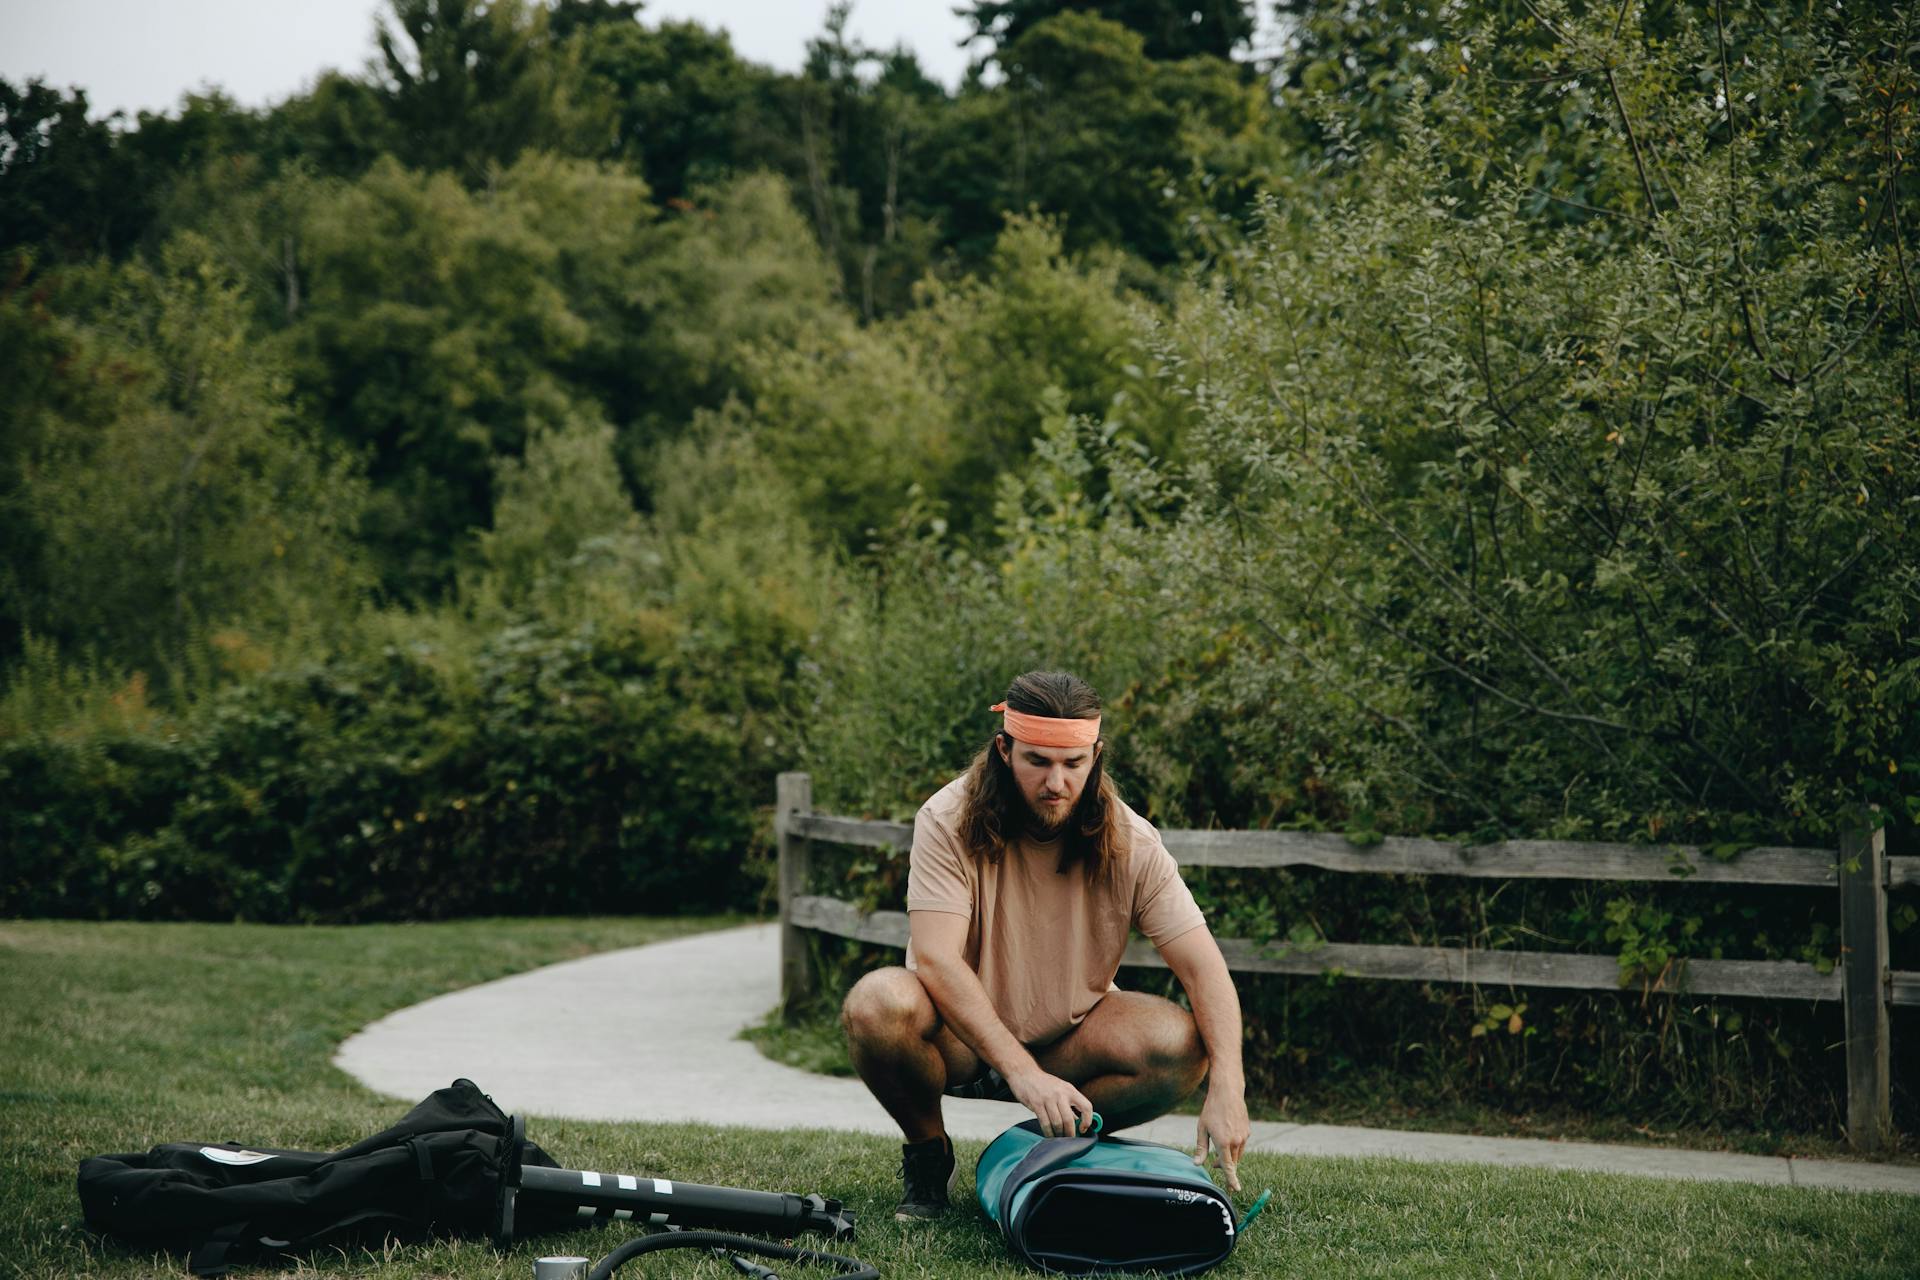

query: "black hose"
xmin=585 ymin=1229 xmax=879 ymax=1280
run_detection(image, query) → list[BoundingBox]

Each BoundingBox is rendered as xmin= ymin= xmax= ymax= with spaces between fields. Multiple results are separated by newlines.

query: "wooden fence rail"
xmin=774 ymin=773 xmax=1915 ymax=1153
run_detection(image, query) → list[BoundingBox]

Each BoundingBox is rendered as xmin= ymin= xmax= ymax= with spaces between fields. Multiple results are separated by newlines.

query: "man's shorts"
xmin=944 ymin=1064 xmax=1016 ymax=1103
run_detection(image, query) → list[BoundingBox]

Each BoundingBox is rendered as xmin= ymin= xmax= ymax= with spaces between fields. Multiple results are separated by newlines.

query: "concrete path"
xmin=334 ymin=923 xmax=1920 ymax=1196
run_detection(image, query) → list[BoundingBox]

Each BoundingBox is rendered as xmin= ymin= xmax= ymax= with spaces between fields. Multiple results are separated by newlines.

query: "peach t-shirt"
xmin=904 ymin=773 xmax=1207 ymax=1046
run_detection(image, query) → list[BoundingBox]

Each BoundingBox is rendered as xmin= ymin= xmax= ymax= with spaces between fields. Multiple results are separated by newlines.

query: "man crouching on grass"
xmin=840 ymin=670 xmax=1251 ymax=1220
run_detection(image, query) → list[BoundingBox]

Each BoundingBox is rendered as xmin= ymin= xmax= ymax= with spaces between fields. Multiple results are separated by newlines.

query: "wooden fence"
xmin=774 ymin=773 xmax=1918 ymax=1153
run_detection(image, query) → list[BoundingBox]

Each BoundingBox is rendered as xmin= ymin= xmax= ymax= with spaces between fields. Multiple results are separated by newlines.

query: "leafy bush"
xmin=1 ymin=619 xmax=769 ymax=921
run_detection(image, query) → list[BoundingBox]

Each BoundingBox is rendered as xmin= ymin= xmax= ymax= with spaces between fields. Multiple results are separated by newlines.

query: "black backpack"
xmin=77 ymin=1078 xmax=574 ymax=1275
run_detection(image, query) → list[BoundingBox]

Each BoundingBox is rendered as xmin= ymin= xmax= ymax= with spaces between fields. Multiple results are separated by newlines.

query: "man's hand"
xmin=1194 ymin=1085 xmax=1249 ymax=1192
xmin=1009 ymin=1068 xmax=1096 ymax=1139
xmin=1157 ymin=926 xmax=1249 ymax=1192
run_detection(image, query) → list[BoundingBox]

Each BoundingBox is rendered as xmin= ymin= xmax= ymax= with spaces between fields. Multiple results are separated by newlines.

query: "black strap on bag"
xmin=187 ymin=1223 xmax=249 ymax=1277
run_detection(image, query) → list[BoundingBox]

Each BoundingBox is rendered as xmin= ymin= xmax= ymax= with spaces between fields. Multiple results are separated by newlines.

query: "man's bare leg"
xmin=1033 ymin=991 xmax=1209 ymax=1131
xmin=841 ymin=967 xmax=979 ymax=1142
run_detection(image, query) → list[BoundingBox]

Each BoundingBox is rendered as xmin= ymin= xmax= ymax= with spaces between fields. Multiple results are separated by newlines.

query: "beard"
xmin=1025 ymin=790 xmax=1075 ymax=834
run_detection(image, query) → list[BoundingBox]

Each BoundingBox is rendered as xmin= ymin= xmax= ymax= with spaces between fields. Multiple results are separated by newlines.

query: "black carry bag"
xmin=76 ymin=1078 xmax=575 ymax=1275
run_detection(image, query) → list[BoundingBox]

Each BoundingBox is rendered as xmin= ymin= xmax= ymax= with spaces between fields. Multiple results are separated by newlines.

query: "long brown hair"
xmin=958 ymin=671 xmax=1125 ymax=881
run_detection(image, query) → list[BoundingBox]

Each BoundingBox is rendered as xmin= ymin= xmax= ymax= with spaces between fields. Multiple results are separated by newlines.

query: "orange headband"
xmin=991 ymin=702 xmax=1102 ymax=749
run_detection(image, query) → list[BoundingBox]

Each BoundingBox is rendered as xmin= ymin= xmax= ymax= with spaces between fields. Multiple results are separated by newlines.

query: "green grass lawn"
xmin=3 ymin=918 xmax=1916 ymax=1279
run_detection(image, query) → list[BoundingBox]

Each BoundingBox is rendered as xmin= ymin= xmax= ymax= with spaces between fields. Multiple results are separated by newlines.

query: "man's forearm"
xmin=913 ymin=954 xmax=1039 ymax=1080
xmin=1184 ymin=947 xmax=1245 ymax=1091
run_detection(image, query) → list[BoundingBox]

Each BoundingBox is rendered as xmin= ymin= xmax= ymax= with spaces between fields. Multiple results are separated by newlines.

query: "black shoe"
xmin=895 ymin=1133 xmax=956 ymax=1221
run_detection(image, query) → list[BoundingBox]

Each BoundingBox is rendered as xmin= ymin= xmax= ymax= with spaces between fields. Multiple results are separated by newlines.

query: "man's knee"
xmin=841 ymin=967 xmax=936 ymax=1047
xmin=1143 ymin=1001 xmax=1208 ymax=1091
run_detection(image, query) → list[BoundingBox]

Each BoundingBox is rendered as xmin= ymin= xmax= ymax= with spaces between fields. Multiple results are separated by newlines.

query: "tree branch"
xmin=1713 ymin=0 xmax=1789 ymax=384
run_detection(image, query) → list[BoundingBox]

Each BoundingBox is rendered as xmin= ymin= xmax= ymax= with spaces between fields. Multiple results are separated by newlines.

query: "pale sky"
xmin=1 ymin=0 xmax=987 ymax=121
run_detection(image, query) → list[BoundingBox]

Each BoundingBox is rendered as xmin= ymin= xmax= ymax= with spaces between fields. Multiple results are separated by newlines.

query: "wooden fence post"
xmin=1839 ymin=823 xmax=1891 ymax=1153
xmin=777 ymin=772 xmax=816 ymax=1017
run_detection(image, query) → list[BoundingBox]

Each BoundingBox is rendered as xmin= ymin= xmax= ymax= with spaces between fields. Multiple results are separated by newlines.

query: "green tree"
xmin=1 ymin=237 xmax=370 ymax=683
xmin=0 ymin=80 xmax=143 ymax=260
xmin=257 ymin=70 xmax=394 ymax=181
xmin=714 ymin=313 xmax=956 ymax=553
xmin=547 ymin=0 xmax=644 ymax=41
xmin=785 ymin=9 xmax=953 ymax=317
xmin=960 ymin=0 xmax=1255 ymax=63
xmin=613 ymin=171 xmax=843 ymax=452
xmin=572 ymin=16 xmax=790 ymax=203
xmin=288 ymin=154 xmax=636 ymax=594
xmin=912 ymin=215 xmax=1175 ymax=509
xmin=286 ymin=154 xmax=840 ymax=595
xmin=372 ymin=0 xmax=610 ymax=180
xmin=926 ymin=12 xmax=1284 ymax=265
xmin=721 ymin=213 xmax=1181 ymax=549
xmin=468 ymin=409 xmax=639 ymax=613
